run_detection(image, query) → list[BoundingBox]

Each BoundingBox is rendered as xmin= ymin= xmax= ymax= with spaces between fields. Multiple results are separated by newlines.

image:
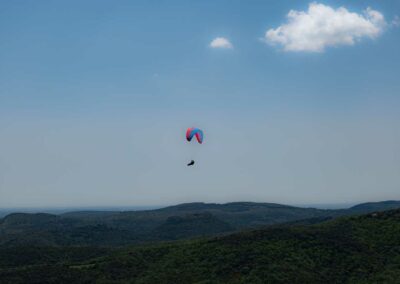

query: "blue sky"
xmin=0 ymin=1 xmax=399 ymax=207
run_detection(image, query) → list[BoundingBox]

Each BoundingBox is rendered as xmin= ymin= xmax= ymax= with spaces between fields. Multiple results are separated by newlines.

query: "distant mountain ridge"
xmin=0 ymin=200 xmax=399 ymax=247
xmin=348 ymin=200 xmax=400 ymax=212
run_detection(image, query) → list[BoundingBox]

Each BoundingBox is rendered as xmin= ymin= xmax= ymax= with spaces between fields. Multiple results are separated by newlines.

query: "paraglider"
xmin=186 ymin=127 xmax=203 ymax=166
xmin=186 ymin=127 xmax=203 ymax=144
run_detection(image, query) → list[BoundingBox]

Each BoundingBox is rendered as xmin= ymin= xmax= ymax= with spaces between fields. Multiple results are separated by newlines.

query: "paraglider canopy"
xmin=186 ymin=127 xmax=203 ymax=144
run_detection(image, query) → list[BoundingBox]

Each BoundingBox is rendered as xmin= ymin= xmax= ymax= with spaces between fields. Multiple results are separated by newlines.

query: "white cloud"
xmin=392 ymin=15 xmax=400 ymax=27
xmin=264 ymin=3 xmax=386 ymax=52
xmin=209 ymin=37 xmax=233 ymax=49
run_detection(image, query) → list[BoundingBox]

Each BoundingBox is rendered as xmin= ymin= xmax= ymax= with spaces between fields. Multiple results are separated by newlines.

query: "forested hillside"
xmin=1 ymin=209 xmax=400 ymax=283
xmin=1 ymin=201 xmax=400 ymax=247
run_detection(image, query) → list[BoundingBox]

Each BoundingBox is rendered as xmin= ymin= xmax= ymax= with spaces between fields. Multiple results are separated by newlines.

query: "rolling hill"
xmin=0 ymin=201 xmax=399 ymax=247
xmin=1 ymin=208 xmax=400 ymax=283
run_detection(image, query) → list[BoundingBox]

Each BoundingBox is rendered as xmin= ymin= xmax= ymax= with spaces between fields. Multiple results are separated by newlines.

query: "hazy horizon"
xmin=0 ymin=200 xmax=374 ymax=218
xmin=1 ymin=1 xmax=399 ymax=208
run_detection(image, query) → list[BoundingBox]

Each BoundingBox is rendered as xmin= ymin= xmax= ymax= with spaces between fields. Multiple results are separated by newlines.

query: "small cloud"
xmin=264 ymin=3 xmax=387 ymax=52
xmin=209 ymin=37 xmax=233 ymax=49
xmin=392 ymin=15 xmax=400 ymax=27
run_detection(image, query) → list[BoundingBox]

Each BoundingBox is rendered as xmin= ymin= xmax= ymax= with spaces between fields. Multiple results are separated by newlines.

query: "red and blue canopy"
xmin=186 ymin=127 xmax=203 ymax=144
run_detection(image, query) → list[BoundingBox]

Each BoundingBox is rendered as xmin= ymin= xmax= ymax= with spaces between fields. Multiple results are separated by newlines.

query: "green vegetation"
xmin=1 ymin=209 xmax=400 ymax=283
xmin=1 ymin=201 xmax=400 ymax=247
